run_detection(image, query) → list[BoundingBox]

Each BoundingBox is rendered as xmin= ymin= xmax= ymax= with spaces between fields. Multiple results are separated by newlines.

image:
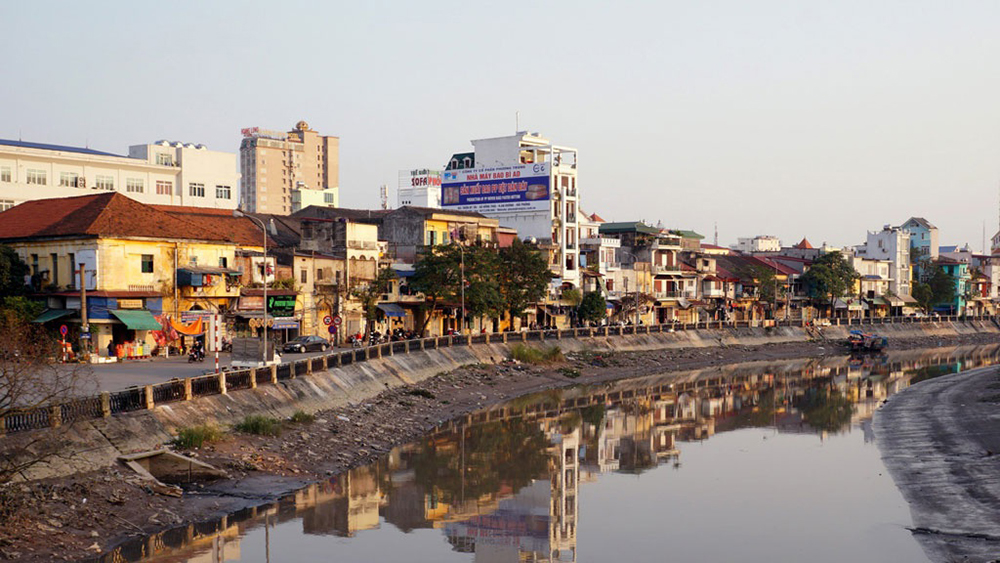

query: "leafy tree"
xmin=351 ymin=265 xmax=396 ymax=332
xmin=462 ymin=245 xmax=504 ymax=323
xmin=800 ymin=251 xmax=859 ymax=312
xmin=0 ymin=296 xmax=44 ymax=323
xmin=927 ymin=264 xmax=957 ymax=310
xmin=912 ymin=282 xmax=934 ymax=313
xmin=797 ymin=387 xmax=855 ymax=433
xmin=577 ymin=291 xmax=607 ymax=324
xmin=496 ymin=240 xmax=552 ymax=327
xmin=0 ymin=246 xmax=29 ymax=297
xmin=410 ymin=244 xmax=464 ymax=335
xmin=561 ymin=288 xmax=582 ymax=306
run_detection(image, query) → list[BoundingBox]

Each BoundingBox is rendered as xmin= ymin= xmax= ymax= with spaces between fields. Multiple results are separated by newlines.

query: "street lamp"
xmin=233 ymin=210 xmax=274 ymax=365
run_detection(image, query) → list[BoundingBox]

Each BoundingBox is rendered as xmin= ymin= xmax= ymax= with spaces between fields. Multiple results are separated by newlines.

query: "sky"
xmin=3 ymin=1 xmax=999 ymax=250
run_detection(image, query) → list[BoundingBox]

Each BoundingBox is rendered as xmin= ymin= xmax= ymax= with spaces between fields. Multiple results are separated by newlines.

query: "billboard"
xmin=398 ymin=169 xmax=442 ymax=189
xmin=442 ymin=163 xmax=550 ymax=213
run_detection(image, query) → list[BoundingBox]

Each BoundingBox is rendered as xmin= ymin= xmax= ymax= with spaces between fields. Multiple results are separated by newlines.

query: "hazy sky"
xmin=3 ymin=1 xmax=999 ymax=250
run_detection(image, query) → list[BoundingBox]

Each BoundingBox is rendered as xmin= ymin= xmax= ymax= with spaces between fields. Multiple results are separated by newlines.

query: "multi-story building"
xmin=735 ymin=235 xmax=781 ymax=254
xmin=239 ymin=121 xmax=340 ymax=214
xmin=899 ymin=217 xmax=939 ymax=281
xmin=856 ymin=225 xmax=912 ymax=298
xmin=397 ymin=169 xmax=442 ymax=208
xmin=443 ymin=132 xmax=581 ymax=291
xmin=0 ymin=138 xmax=239 ymax=211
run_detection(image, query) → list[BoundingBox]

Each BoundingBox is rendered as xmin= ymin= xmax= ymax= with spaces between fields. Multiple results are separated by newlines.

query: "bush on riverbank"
xmin=235 ymin=415 xmax=283 ymax=436
xmin=509 ymin=344 xmax=564 ymax=364
xmin=172 ymin=424 xmax=224 ymax=449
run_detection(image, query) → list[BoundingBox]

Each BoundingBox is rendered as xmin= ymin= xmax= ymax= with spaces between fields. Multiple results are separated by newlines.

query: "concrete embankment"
xmin=18 ymin=319 xmax=999 ymax=481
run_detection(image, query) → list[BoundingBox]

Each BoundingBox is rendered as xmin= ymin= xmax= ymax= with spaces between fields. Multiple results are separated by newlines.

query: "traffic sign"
xmin=332 ymin=315 xmax=342 ymax=326
xmin=322 ymin=315 xmax=333 ymax=326
xmin=328 ymin=325 xmax=337 ymax=334
xmin=80 ymin=332 xmax=91 ymax=340
xmin=59 ymin=324 xmax=68 ymax=336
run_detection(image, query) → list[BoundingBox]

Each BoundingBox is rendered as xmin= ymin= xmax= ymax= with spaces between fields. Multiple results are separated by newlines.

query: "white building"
xmin=396 ymin=169 xmax=441 ymax=208
xmin=0 ymin=139 xmax=238 ymax=211
xmin=290 ymin=186 xmax=338 ymax=212
xmin=443 ymin=132 xmax=581 ymax=289
xmin=856 ymin=225 xmax=912 ymax=297
xmin=735 ymin=235 xmax=781 ymax=254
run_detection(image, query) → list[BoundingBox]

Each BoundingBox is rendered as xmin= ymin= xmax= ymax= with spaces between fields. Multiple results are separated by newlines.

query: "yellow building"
xmin=0 ymin=193 xmax=269 ymax=358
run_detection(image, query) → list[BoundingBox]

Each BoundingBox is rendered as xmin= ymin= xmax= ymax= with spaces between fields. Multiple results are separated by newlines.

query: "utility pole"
xmin=78 ymin=263 xmax=89 ymax=356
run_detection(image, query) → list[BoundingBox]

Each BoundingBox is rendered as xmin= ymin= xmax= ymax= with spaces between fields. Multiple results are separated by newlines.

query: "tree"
xmin=577 ymin=291 xmax=607 ymax=324
xmin=927 ymin=264 xmax=957 ymax=311
xmin=496 ymin=240 xmax=552 ymax=328
xmin=462 ymin=245 xmax=504 ymax=324
xmin=800 ymin=251 xmax=859 ymax=313
xmin=410 ymin=244 xmax=464 ymax=336
xmin=912 ymin=282 xmax=934 ymax=313
xmin=351 ymin=265 xmax=397 ymax=332
xmin=0 ymin=313 xmax=95 ymax=484
xmin=410 ymin=243 xmax=506 ymax=334
xmin=0 ymin=245 xmax=29 ymax=297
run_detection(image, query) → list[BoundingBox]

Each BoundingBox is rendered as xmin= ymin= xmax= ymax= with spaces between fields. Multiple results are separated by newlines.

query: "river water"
xmin=99 ymin=343 xmax=1000 ymax=563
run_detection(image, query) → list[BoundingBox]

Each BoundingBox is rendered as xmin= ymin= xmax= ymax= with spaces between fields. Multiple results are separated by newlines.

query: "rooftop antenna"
xmin=379 ymin=184 xmax=388 ymax=210
xmin=515 ymin=111 xmax=519 ymax=133
xmin=714 ymin=222 xmax=718 ymax=246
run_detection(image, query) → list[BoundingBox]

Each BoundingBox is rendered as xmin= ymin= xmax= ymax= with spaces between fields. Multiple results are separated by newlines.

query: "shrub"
xmin=509 ymin=343 xmax=564 ymax=364
xmin=290 ymin=410 xmax=315 ymax=424
xmin=234 ymin=415 xmax=283 ymax=436
xmin=173 ymin=424 xmax=223 ymax=449
xmin=406 ymin=388 xmax=436 ymax=400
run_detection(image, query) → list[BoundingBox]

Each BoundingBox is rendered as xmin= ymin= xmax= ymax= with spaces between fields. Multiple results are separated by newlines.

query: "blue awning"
xmin=377 ymin=303 xmax=406 ymax=318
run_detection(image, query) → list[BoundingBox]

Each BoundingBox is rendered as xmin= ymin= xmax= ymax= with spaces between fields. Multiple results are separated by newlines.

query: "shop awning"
xmin=377 ymin=303 xmax=406 ymax=318
xmin=110 ymin=309 xmax=163 ymax=331
xmin=33 ymin=309 xmax=75 ymax=324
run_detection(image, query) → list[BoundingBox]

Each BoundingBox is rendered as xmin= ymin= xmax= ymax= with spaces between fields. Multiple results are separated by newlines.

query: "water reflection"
xmin=100 ymin=344 xmax=1000 ymax=563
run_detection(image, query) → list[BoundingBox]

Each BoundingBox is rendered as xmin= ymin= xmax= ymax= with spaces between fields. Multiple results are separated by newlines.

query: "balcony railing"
xmin=653 ymin=265 xmax=682 ymax=275
xmin=654 ymin=291 xmax=696 ymax=300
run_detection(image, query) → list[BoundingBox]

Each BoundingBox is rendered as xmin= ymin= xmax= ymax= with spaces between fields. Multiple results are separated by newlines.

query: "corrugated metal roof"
xmin=0 ymin=138 xmax=123 ymax=157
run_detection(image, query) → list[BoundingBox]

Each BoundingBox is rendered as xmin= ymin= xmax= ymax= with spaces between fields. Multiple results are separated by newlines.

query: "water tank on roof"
xmin=195 ymin=144 xmax=206 ymax=150
xmin=157 ymin=140 xmax=170 ymax=146
xmin=173 ymin=142 xmax=184 ymax=148
xmin=185 ymin=143 xmax=197 ymax=149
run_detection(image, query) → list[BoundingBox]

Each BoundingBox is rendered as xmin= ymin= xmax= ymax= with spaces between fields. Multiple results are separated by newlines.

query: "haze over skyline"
xmin=3 ymin=1 xmax=999 ymax=251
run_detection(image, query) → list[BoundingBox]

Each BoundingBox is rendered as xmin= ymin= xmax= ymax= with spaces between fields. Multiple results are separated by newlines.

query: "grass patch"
xmin=234 ymin=415 xmax=283 ymax=436
xmin=406 ymin=388 xmax=437 ymax=400
xmin=559 ymin=367 xmax=581 ymax=379
xmin=290 ymin=410 xmax=315 ymax=424
xmin=509 ymin=343 xmax=564 ymax=364
xmin=172 ymin=424 xmax=223 ymax=449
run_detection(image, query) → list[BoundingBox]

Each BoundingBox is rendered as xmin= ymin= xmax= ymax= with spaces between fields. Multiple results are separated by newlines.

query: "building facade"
xmin=0 ymin=139 xmax=238 ymax=211
xmin=239 ymin=121 xmax=340 ymax=214
xmin=397 ymin=169 xmax=442 ymax=208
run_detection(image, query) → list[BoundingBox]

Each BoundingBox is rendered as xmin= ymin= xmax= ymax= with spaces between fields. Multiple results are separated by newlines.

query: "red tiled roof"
xmin=153 ymin=205 xmax=272 ymax=247
xmin=0 ymin=193 xmax=235 ymax=243
xmin=794 ymin=237 xmax=814 ymax=249
xmin=589 ymin=213 xmax=606 ymax=223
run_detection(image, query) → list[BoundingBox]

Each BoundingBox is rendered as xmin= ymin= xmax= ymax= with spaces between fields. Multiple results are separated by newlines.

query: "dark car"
xmin=282 ymin=335 xmax=330 ymax=353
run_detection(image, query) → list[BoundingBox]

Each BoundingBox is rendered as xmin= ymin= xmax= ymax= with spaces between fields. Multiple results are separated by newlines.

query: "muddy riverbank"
xmin=2 ymin=331 xmax=999 ymax=562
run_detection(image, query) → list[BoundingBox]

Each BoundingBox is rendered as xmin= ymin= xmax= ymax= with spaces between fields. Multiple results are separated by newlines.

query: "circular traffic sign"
xmin=322 ymin=315 xmax=333 ymax=326
xmin=60 ymin=324 xmax=68 ymax=336
xmin=332 ymin=315 xmax=342 ymax=326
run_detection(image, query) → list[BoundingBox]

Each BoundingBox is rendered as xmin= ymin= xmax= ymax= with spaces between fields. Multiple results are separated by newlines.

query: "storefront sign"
xmin=266 ymin=295 xmax=297 ymax=316
xmin=117 ymin=299 xmax=144 ymax=309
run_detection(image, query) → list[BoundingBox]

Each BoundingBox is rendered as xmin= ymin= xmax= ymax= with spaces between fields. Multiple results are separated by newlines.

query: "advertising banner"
xmin=442 ymin=163 xmax=550 ymax=213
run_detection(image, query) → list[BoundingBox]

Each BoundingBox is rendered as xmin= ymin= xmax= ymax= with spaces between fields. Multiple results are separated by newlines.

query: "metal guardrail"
xmin=1 ymin=314 xmax=994 ymax=434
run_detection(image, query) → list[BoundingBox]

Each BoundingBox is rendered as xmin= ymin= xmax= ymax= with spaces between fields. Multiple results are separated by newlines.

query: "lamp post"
xmin=234 ymin=210 xmax=271 ymax=365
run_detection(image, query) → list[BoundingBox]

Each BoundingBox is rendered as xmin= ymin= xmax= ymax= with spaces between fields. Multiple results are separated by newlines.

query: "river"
xmin=94 ymin=343 xmax=1000 ymax=563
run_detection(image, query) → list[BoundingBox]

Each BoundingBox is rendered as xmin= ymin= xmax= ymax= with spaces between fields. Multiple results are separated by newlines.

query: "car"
xmin=282 ymin=335 xmax=330 ymax=353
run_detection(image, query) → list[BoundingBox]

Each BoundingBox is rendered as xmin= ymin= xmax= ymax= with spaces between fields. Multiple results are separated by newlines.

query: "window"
xmin=300 ymin=269 xmax=307 ymax=284
xmin=0 ymin=199 xmax=13 ymax=211
xmin=59 ymin=172 xmax=80 ymax=187
xmin=141 ymin=254 xmax=154 ymax=273
xmin=324 ymin=192 xmax=335 ymax=204
xmin=68 ymin=253 xmax=75 ymax=285
xmin=0 ymin=166 xmax=10 ymax=182
xmin=50 ymin=253 xmax=58 ymax=286
xmin=316 ymin=268 xmax=324 ymax=281
xmin=189 ymin=183 xmax=205 ymax=197
xmin=156 ymin=153 xmax=174 ymax=166
xmin=126 ymin=178 xmax=144 ymax=193
xmin=95 ymin=175 xmax=114 ymax=190
xmin=31 ymin=254 xmax=38 ymax=276
xmin=26 ymin=169 xmax=46 ymax=185
xmin=156 ymin=180 xmax=172 ymax=195
xmin=219 ymin=256 xmax=228 ymax=269
xmin=215 ymin=185 xmax=231 ymax=199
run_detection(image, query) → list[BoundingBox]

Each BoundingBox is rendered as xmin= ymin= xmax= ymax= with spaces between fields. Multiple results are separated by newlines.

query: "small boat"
xmin=847 ymin=330 xmax=887 ymax=352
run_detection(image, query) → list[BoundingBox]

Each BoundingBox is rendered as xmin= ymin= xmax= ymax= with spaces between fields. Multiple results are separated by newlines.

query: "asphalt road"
xmin=84 ymin=348 xmax=336 ymax=392
xmin=874 ymin=364 xmax=1000 ymax=563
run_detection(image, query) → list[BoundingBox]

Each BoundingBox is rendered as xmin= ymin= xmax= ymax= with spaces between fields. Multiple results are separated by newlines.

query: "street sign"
xmin=60 ymin=324 xmax=68 ymax=336
xmin=332 ymin=315 xmax=342 ymax=326
xmin=322 ymin=315 xmax=333 ymax=326
xmin=80 ymin=332 xmax=91 ymax=340
xmin=328 ymin=325 xmax=336 ymax=334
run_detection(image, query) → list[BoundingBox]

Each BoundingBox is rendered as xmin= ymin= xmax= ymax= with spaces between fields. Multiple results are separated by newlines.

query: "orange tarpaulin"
xmin=171 ymin=317 xmax=205 ymax=336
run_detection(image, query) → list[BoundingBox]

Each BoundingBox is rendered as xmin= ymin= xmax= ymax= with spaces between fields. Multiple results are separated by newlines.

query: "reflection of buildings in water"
xmin=294 ymin=465 xmax=382 ymax=537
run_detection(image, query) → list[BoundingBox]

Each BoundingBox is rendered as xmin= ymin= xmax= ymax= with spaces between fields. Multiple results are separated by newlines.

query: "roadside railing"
xmin=0 ymin=314 xmax=994 ymax=435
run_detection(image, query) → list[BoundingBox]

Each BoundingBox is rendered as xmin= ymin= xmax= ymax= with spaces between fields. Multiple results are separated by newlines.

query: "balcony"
xmin=581 ymin=236 xmax=620 ymax=248
xmin=653 ymin=265 xmax=682 ymax=275
xmin=654 ymin=291 xmax=696 ymax=300
xmin=651 ymin=238 xmax=682 ymax=250
xmin=702 ymin=288 xmax=725 ymax=298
